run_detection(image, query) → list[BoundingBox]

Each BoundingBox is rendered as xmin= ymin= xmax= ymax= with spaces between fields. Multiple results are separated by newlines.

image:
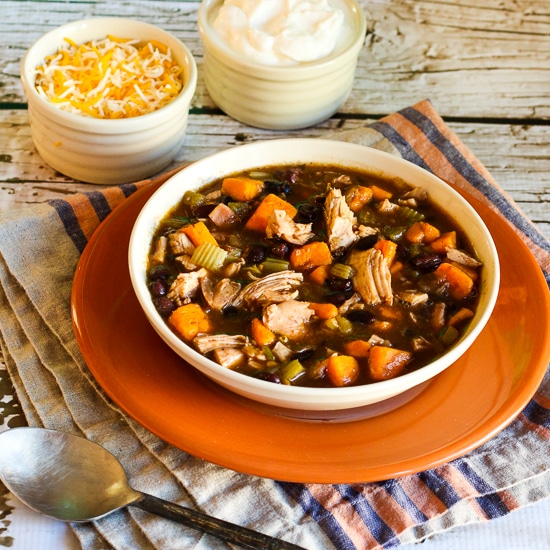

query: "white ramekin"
xmin=198 ymin=0 xmax=367 ymax=130
xmin=21 ymin=18 xmax=197 ymax=184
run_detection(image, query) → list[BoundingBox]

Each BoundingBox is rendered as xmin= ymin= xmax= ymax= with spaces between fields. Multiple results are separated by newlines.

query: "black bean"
xmin=274 ymin=167 xmax=301 ymax=184
xmin=346 ymin=310 xmax=375 ymax=324
xmin=312 ymin=194 xmax=326 ymax=206
xmin=257 ymin=372 xmax=282 ymax=384
xmin=293 ymin=348 xmax=315 ymax=362
xmin=355 ymin=234 xmax=378 ymax=250
xmin=150 ymin=279 xmax=168 ymax=297
xmin=331 ymin=246 xmax=347 ymax=261
xmin=396 ymin=243 xmax=410 ymax=261
xmin=270 ymin=242 xmax=290 ymax=259
xmin=149 ymin=265 xmax=171 ymax=280
xmin=296 ymin=203 xmax=321 ymax=223
xmin=326 ymin=292 xmax=347 ymax=306
xmin=328 ymin=277 xmax=353 ymax=292
xmin=221 ymin=305 xmax=239 ymax=317
xmin=193 ymin=203 xmax=217 ymax=217
xmin=153 ymin=297 xmax=176 ymax=317
xmin=246 ymin=244 xmax=268 ymax=264
xmin=264 ymin=180 xmax=291 ymax=196
xmin=410 ymin=253 xmax=443 ymax=273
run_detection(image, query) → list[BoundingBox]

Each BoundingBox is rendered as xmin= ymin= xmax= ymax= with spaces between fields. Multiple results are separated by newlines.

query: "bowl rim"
xmin=128 ymin=138 xmax=500 ymax=407
xmin=20 ymin=17 xmax=198 ymax=131
xmin=197 ymin=0 xmax=367 ymax=77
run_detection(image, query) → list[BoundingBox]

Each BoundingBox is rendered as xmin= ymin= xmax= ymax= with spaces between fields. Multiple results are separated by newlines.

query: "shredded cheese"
xmin=35 ymin=35 xmax=184 ymax=119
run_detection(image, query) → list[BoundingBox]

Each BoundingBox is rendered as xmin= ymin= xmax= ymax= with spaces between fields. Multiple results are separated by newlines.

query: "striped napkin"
xmin=1 ymin=99 xmax=549 ymax=550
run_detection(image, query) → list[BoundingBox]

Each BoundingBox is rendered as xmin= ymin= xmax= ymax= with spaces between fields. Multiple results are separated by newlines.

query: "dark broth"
xmin=146 ymin=163 xmax=482 ymax=388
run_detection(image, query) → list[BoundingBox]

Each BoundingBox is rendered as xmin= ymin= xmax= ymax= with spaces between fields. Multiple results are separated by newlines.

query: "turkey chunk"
xmin=348 ymin=248 xmax=393 ymax=306
xmin=324 ymin=187 xmax=357 ymax=252
xmin=263 ymin=300 xmax=314 ymax=341
xmin=167 ymin=268 xmax=208 ymax=306
xmin=266 ymin=209 xmax=313 ymax=245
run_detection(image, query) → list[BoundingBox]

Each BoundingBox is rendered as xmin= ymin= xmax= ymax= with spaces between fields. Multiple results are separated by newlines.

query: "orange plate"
xmin=72 ymin=182 xmax=550 ymax=483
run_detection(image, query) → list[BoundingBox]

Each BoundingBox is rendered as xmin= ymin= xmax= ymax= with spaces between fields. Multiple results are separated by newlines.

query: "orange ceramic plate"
xmin=72 ymin=181 xmax=550 ymax=483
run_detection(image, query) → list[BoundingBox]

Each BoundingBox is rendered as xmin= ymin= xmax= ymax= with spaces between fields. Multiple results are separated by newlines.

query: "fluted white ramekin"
xmin=198 ymin=0 xmax=367 ymax=130
xmin=21 ymin=18 xmax=197 ymax=184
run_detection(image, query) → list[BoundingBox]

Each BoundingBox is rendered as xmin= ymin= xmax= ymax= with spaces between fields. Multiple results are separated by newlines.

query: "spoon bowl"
xmin=0 ymin=428 xmax=303 ymax=550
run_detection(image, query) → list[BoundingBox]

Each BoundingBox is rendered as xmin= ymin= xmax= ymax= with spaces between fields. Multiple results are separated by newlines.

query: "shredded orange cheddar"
xmin=35 ymin=35 xmax=184 ymax=119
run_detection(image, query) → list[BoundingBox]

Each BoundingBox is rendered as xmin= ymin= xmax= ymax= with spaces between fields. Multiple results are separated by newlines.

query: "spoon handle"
xmin=135 ymin=492 xmax=306 ymax=550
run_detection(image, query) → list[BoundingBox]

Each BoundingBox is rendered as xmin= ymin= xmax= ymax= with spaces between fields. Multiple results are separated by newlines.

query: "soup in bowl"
xmin=129 ymin=139 xmax=499 ymax=411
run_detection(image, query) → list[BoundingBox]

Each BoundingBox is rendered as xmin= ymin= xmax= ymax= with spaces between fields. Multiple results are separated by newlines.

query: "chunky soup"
xmin=146 ymin=164 xmax=483 ymax=388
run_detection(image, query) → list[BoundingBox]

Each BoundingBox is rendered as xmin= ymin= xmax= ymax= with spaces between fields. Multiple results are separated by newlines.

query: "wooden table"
xmin=1 ymin=1 xmax=549 ymax=548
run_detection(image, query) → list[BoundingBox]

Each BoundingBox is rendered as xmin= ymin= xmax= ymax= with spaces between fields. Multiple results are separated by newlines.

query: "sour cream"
xmin=211 ymin=0 xmax=346 ymax=65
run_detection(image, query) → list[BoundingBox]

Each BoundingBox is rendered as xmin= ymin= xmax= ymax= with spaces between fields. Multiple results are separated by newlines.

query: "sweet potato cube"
xmin=182 ymin=221 xmax=218 ymax=247
xmin=221 ymin=177 xmax=263 ymax=202
xmin=308 ymin=302 xmax=339 ymax=320
xmin=405 ymin=222 xmax=440 ymax=244
xmin=430 ymin=231 xmax=457 ymax=253
xmin=309 ymin=265 xmax=330 ymax=285
xmin=290 ymin=241 xmax=332 ymax=271
xmin=448 ymin=261 xmax=479 ymax=282
xmin=405 ymin=221 xmax=425 ymax=243
xmin=245 ymin=194 xmax=297 ymax=233
xmin=422 ymin=222 xmax=441 ymax=244
xmin=368 ymin=346 xmax=412 ymax=381
xmin=390 ymin=260 xmax=404 ymax=275
xmin=169 ymin=304 xmax=213 ymax=341
xmin=370 ymin=185 xmax=392 ymax=201
xmin=250 ymin=318 xmax=276 ymax=346
xmin=374 ymin=239 xmax=398 ymax=266
xmin=435 ymin=262 xmax=474 ymax=300
xmin=345 ymin=185 xmax=373 ymax=213
xmin=343 ymin=339 xmax=372 ymax=358
xmin=327 ymin=355 xmax=360 ymax=387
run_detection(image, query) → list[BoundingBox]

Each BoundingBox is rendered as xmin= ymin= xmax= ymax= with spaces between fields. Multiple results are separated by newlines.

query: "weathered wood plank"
xmin=1 ymin=109 xmax=548 ymax=238
xmin=1 ymin=0 xmax=549 ymax=119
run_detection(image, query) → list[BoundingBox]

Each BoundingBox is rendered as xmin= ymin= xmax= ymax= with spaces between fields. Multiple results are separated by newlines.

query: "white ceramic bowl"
xmin=198 ymin=0 xmax=367 ymax=130
xmin=20 ymin=18 xmax=197 ymax=184
xmin=128 ymin=139 xmax=500 ymax=411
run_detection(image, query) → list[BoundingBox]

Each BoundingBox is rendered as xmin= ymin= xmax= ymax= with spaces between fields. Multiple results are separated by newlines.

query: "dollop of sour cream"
xmin=211 ymin=0 xmax=346 ymax=66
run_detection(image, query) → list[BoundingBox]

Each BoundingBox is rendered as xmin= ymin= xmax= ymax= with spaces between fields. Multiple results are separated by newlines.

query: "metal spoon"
xmin=0 ymin=428 xmax=305 ymax=550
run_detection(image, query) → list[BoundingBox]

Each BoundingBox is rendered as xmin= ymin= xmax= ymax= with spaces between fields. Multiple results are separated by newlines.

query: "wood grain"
xmin=1 ymin=109 xmax=548 ymax=238
xmin=1 ymin=0 xmax=549 ymax=119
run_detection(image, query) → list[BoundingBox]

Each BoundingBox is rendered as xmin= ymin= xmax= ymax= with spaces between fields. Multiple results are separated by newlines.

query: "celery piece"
xmin=408 ymin=243 xmax=425 ymax=256
xmin=336 ymin=316 xmax=353 ymax=334
xmin=191 ymin=242 xmax=228 ymax=270
xmin=159 ymin=216 xmax=190 ymax=230
xmin=400 ymin=206 xmax=425 ymax=222
xmin=324 ymin=318 xmax=339 ymax=331
xmin=228 ymin=202 xmax=251 ymax=218
xmin=181 ymin=190 xmax=205 ymax=209
xmin=330 ymin=263 xmax=356 ymax=280
xmin=279 ymin=359 xmax=306 ymax=384
xmin=357 ymin=208 xmax=377 ymax=225
xmin=224 ymin=246 xmax=243 ymax=262
xmin=383 ymin=225 xmax=407 ymax=241
xmin=242 ymin=264 xmax=262 ymax=279
xmin=261 ymin=257 xmax=290 ymax=274
xmin=262 ymin=345 xmax=275 ymax=361
xmin=248 ymin=171 xmax=272 ymax=179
